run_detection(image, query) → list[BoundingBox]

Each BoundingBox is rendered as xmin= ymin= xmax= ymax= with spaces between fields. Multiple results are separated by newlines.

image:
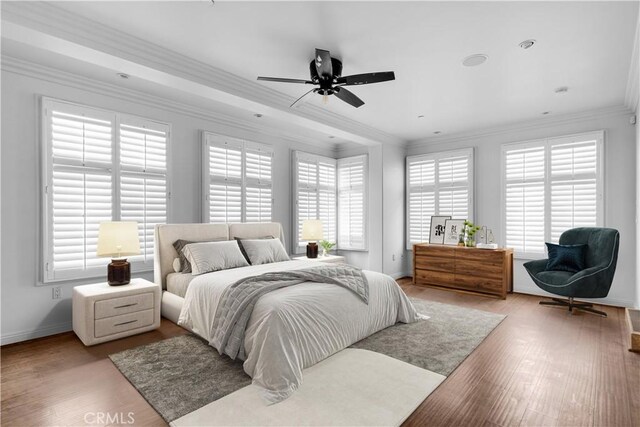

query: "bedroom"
xmin=1 ymin=0 xmax=639 ymax=426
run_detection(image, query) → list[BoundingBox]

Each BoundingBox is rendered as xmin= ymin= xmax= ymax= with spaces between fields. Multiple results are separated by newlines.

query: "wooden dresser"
xmin=413 ymin=244 xmax=513 ymax=299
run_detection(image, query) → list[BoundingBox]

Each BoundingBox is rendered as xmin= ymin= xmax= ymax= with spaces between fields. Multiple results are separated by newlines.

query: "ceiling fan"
xmin=257 ymin=48 xmax=395 ymax=108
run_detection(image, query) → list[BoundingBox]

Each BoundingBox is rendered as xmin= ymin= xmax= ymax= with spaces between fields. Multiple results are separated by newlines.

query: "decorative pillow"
xmin=545 ymin=243 xmax=587 ymax=273
xmin=238 ymin=238 xmax=290 ymax=266
xmin=172 ymin=258 xmax=181 ymax=273
xmin=182 ymin=241 xmax=249 ymax=275
xmin=173 ymin=239 xmax=195 ymax=273
xmin=235 ymin=236 xmax=274 ymax=264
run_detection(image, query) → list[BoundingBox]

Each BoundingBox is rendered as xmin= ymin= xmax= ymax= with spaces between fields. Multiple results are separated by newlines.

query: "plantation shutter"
xmin=337 ymin=155 xmax=367 ymax=250
xmin=202 ymin=133 xmax=273 ymax=223
xmin=119 ymin=120 xmax=169 ymax=262
xmin=47 ymin=104 xmax=115 ymax=280
xmin=293 ymin=151 xmax=336 ymax=250
xmin=503 ymin=144 xmax=546 ymax=256
xmin=406 ymin=148 xmax=474 ymax=249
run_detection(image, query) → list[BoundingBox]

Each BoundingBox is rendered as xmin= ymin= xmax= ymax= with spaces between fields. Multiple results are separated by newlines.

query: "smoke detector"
xmin=519 ymin=39 xmax=536 ymax=50
xmin=462 ymin=54 xmax=488 ymax=67
xmin=554 ymin=86 xmax=569 ymax=94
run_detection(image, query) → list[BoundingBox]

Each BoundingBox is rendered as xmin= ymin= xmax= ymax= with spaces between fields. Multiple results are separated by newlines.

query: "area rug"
xmin=110 ymin=298 xmax=505 ymax=424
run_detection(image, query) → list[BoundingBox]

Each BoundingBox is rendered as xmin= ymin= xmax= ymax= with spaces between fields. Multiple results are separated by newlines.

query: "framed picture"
xmin=429 ymin=215 xmax=451 ymax=244
xmin=443 ymin=219 xmax=466 ymax=246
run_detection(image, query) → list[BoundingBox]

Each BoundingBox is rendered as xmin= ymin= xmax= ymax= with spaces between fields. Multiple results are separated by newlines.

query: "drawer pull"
xmin=114 ymin=320 xmax=138 ymax=327
xmin=114 ymin=303 xmax=138 ymax=309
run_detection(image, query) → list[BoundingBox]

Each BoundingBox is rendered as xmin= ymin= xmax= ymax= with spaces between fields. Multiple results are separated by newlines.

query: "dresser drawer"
xmin=455 ymin=249 xmax=505 ymax=263
xmin=414 ymin=245 xmax=456 ymax=257
xmin=456 ymin=274 xmax=504 ymax=295
xmin=94 ymin=292 xmax=154 ymax=319
xmin=415 ymin=255 xmax=455 ymax=272
xmin=414 ymin=269 xmax=456 ymax=288
xmin=94 ymin=309 xmax=155 ymax=338
xmin=455 ymin=260 xmax=504 ymax=280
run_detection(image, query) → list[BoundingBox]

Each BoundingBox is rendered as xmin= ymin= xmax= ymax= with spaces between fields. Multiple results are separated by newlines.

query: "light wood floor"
xmin=1 ymin=281 xmax=638 ymax=426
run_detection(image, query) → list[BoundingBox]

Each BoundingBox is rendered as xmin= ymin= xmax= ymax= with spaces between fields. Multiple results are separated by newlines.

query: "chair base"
xmin=539 ymin=297 xmax=607 ymax=317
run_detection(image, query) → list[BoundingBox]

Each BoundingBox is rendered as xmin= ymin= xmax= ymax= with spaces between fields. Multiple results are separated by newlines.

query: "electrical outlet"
xmin=52 ymin=287 xmax=62 ymax=300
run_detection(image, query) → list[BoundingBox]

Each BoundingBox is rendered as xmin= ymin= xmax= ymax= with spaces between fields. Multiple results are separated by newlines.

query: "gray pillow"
xmin=182 ymin=240 xmax=249 ymax=275
xmin=238 ymin=238 xmax=290 ymax=266
xmin=234 ymin=236 xmax=274 ymax=264
xmin=172 ymin=239 xmax=195 ymax=273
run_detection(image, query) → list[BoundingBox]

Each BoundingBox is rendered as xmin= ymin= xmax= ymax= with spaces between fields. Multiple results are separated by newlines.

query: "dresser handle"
xmin=114 ymin=303 xmax=137 ymax=309
xmin=114 ymin=320 xmax=138 ymax=327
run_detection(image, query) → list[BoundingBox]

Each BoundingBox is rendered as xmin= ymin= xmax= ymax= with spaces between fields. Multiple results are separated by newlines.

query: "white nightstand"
xmin=293 ymin=254 xmax=346 ymax=264
xmin=72 ymin=278 xmax=161 ymax=346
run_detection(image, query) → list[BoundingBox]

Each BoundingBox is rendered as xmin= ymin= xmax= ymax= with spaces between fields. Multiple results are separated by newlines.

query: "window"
xmin=337 ymin=155 xmax=368 ymax=250
xmin=502 ymin=131 xmax=603 ymax=258
xmin=42 ymin=98 xmax=170 ymax=282
xmin=406 ymin=148 xmax=474 ymax=249
xmin=202 ymin=132 xmax=273 ymax=223
xmin=293 ymin=151 xmax=336 ymax=251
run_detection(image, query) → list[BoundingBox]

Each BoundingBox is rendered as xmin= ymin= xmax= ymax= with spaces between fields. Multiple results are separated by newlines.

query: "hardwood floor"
xmin=1 ymin=282 xmax=638 ymax=426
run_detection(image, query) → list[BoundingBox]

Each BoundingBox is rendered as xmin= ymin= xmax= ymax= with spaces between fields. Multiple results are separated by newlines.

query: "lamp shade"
xmin=301 ymin=219 xmax=324 ymax=241
xmin=96 ymin=221 xmax=141 ymax=258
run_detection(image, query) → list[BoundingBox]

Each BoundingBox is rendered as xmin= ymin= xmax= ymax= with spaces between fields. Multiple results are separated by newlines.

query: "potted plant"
xmin=319 ymin=240 xmax=336 ymax=257
xmin=463 ymin=220 xmax=481 ymax=247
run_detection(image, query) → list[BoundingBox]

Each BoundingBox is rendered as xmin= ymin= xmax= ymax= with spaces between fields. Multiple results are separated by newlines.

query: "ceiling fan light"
xmin=322 ymin=94 xmax=329 ymax=104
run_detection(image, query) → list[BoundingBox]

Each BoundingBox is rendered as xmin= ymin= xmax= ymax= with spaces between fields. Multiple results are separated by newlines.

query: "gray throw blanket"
xmin=211 ymin=264 xmax=369 ymax=360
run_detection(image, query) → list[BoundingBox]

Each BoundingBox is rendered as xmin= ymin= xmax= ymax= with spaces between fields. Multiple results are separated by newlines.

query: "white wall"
xmin=407 ymin=109 xmax=637 ymax=308
xmin=636 ymin=99 xmax=639 ymax=308
xmin=0 ymin=68 xmax=336 ymax=344
xmin=382 ymin=145 xmax=409 ymax=278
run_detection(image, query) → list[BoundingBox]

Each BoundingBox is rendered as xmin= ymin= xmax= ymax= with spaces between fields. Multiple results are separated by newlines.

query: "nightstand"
xmin=72 ymin=278 xmax=161 ymax=346
xmin=293 ymin=254 xmax=346 ymax=264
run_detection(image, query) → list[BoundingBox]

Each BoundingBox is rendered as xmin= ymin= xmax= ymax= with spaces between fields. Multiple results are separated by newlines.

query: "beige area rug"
xmin=171 ymin=348 xmax=445 ymax=427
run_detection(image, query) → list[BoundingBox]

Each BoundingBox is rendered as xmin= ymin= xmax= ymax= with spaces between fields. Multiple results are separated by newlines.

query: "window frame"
xmin=500 ymin=130 xmax=604 ymax=259
xmin=201 ymin=131 xmax=274 ymax=224
xmin=337 ymin=154 xmax=368 ymax=251
xmin=405 ymin=147 xmax=475 ymax=250
xmin=41 ymin=97 xmax=172 ymax=283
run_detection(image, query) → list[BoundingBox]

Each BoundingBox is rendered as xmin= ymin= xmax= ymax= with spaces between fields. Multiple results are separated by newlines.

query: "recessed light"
xmin=554 ymin=86 xmax=569 ymax=94
xmin=418 ymin=115 xmax=425 ymax=119
xmin=117 ymin=73 xmax=129 ymax=79
xmin=519 ymin=39 xmax=536 ymax=50
xmin=328 ymin=136 xmax=335 ymax=139
xmin=462 ymin=54 xmax=488 ymax=67
xmin=433 ymin=131 xmax=442 ymax=135
xmin=542 ymin=111 xmax=551 ymax=115
xmin=253 ymin=113 xmax=263 ymax=118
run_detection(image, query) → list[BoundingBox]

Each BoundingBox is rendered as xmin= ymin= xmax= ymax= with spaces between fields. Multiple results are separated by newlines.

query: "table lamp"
xmin=301 ymin=219 xmax=323 ymax=259
xmin=97 ymin=221 xmax=141 ymax=286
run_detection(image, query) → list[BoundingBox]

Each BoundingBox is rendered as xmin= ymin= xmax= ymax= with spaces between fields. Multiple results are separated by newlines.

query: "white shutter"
xmin=337 ymin=155 xmax=367 ymax=250
xmin=50 ymin=110 xmax=112 ymax=166
xmin=502 ymin=131 xmax=603 ymax=258
xmin=202 ymin=132 xmax=273 ymax=223
xmin=318 ymin=160 xmax=337 ymax=244
xmin=406 ymin=148 xmax=473 ymax=249
xmin=119 ymin=119 xmax=169 ymax=263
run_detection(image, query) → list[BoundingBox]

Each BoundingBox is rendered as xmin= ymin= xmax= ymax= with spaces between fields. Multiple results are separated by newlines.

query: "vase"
xmin=465 ymin=237 xmax=476 ymax=248
xmin=322 ymin=248 xmax=328 ymax=257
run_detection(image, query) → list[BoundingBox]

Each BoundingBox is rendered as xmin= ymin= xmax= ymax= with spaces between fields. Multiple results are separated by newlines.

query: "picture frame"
xmin=443 ymin=219 xmax=466 ymax=246
xmin=429 ymin=215 xmax=451 ymax=244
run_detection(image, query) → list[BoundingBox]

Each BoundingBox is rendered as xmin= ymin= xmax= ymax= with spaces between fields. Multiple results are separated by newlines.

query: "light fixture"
xmin=301 ymin=219 xmax=324 ymax=259
xmin=542 ymin=111 xmax=551 ymax=115
xmin=253 ymin=113 xmax=263 ymax=118
xmin=462 ymin=54 xmax=488 ymax=67
xmin=433 ymin=131 xmax=442 ymax=135
xmin=554 ymin=86 xmax=569 ymax=94
xmin=418 ymin=115 xmax=425 ymax=119
xmin=117 ymin=73 xmax=129 ymax=79
xmin=519 ymin=39 xmax=536 ymax=50
xmin=97 ymin=221 xmax=141 ymax=286
xmin=328 ymin=135 xmax=335 ymax=139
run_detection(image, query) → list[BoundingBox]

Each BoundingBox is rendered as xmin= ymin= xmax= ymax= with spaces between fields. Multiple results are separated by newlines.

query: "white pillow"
xmin=238 ymin=238 xmax=290 ymax=266
xmin=172 ymin=258 xmax=181 ymax=273
xmin=182 ymin=241 xmax=249 ymax=275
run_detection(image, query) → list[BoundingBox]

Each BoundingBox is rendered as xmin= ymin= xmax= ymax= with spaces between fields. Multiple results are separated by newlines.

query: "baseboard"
xmin=389 ymin=271 xmax=410 ymax=280
xmin=0 ymin=321 xmax=72 ymax=346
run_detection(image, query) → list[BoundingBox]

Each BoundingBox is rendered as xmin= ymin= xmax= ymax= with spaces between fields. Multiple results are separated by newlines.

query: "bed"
xmin=154 ymin=222 xmax=422 ymax=403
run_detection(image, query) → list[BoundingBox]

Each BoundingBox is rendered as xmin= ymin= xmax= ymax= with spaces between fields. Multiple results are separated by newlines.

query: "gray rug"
xmin=109 ymin=298 xmax=505 ymax=422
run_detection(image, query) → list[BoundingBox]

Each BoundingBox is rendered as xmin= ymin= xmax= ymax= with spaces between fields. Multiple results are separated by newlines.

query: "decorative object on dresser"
xmin=301 ymin=219 xmax=323 ymax=258
xmin=292 ymin=254 xmax=346 ymax=264
xmin=413 ymin=244 xmax=513 ymax=299
xmin=73 ymin=278 xmax=161 ymax=346
xmin=442 ymin=219 xmax=466 ymax=246
xmin=428 ymin=215 xmax=451 ymax=244
xmin=97 ymin=221 xmax=141 ymax=286
xmin=319 ymin=239 xmax=336 ymax=256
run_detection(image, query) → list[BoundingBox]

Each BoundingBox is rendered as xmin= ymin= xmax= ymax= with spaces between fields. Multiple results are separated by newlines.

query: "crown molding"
xmin=625 ymin=8 xmax=639 ymax=112
xmin=1 ymin=54 xmax=344 ymax=152
xmin=406 ymin=105 xmax=633 ymax=149
xmin=1 ymin=1 xmax=402 ymax=147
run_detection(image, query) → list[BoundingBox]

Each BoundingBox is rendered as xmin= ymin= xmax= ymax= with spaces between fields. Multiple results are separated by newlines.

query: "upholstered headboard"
xmin=154 ymin=222 xmax=286 ymax=289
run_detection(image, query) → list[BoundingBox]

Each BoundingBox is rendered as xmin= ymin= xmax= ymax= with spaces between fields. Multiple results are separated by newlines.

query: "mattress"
xmin=166 ymin=272 xmax=195 ymax=298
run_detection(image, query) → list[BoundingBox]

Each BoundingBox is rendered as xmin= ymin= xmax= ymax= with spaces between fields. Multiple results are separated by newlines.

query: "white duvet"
xmin=178 ymin=260 xmax=422 ymax=403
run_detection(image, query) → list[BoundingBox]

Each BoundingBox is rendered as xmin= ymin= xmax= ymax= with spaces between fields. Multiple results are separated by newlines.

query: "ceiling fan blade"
xmin=314 ymin=48 xmax=333 ymax=79
xmin=333 ymin=86 xmax=364 ymax=108
xmin=336 ymin=71 xmax=395 ymax=86
xmin=290 ymin=88 xmax=317 ymax=108
xmin=257 ymin=76 xmax=313 ymax=84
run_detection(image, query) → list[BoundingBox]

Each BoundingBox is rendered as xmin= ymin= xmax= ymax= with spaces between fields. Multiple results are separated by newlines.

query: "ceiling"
xmin=3 ymin=1 xmax=639 ymax=144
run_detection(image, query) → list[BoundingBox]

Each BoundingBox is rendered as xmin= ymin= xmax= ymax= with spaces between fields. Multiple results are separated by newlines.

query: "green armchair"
xmin=523 ymin=227 xmax=619 ymax=317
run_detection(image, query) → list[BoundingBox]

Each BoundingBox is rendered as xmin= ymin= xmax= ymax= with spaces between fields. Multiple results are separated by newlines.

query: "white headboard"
xmin=154 ymin=222 xmax=286 ymax=289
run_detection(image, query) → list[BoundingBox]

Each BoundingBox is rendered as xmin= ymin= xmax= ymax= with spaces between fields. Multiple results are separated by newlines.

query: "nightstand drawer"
xmin=94 ymin=309 xmax=155 ymax=338
xmin=94 ymin=292 xmax=154 ymax=319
